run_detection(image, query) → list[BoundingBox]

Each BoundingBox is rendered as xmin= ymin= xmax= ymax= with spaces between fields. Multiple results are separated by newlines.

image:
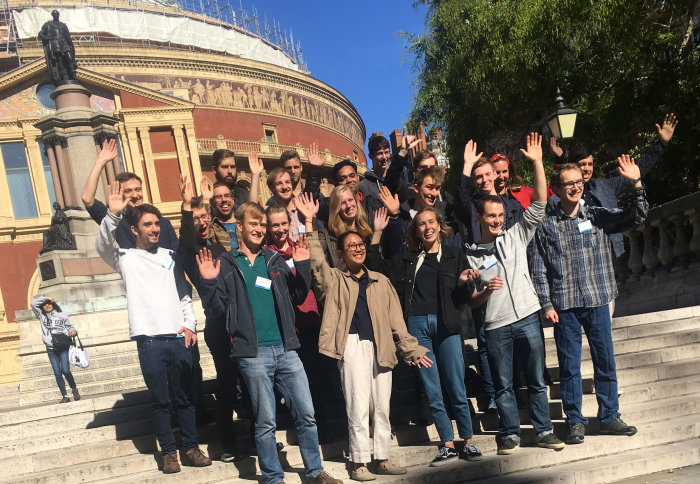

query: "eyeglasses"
xmin=561 ymin=180 xmax=585 ymax=189
xmin=193 ymin=215 xmax=210 ymax=223
xmin=344 ymin=242 xmax=366 ymax=252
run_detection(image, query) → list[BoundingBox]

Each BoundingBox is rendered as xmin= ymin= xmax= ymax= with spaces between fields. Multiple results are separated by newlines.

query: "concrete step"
xmin=547 ymin=348 xmax=700 ymax=383
xmin=543 ymin=328 xmax=700 ymax=364
xmin=475 ymin=438 xmax=700 ymax=484
xmin=110 ymin=413 xmax=700 ymax=484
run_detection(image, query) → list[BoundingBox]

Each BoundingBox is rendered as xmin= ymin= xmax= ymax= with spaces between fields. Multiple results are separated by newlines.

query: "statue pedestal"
xmin=36 ymin=209 xmax=125 ymax=301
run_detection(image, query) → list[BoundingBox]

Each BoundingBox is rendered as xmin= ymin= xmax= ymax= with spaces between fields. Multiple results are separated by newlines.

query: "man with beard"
xmin=211 ymin=149 xmax=250 ymax=208
xmin=208 ymin=181 xmax=239 ymax=250
xmin=82 ymin=139 xmax=178 ymax=249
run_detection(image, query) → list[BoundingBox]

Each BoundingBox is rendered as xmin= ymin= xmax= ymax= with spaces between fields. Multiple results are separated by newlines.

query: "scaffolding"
xmin=0 ymin=0 xmax=306 ymax=71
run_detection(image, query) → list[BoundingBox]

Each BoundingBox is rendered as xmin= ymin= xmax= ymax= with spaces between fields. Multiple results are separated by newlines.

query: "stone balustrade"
xmin=624 ymin=191 xmax=700 ymax=275
xmin=616 ymin=191 xmax=700 ymax=316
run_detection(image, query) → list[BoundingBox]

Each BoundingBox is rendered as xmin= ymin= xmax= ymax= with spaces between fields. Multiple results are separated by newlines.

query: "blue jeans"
xmin=555 ymin=305 xmax=620 ymax=425
xmin=472 ymin=307 xmax=495 ymax=398
xmin=136 ymin=337 xmax=198 ymax=453
xmin=484 ymin=312 xmax=552 ymax=440
xmin=47 ymin=349 xmax=76 ymax=396
xmin=238 ymin=345 xmax=322 ymax=484
xmin=407 ymin=314 xmax=474 ymax=443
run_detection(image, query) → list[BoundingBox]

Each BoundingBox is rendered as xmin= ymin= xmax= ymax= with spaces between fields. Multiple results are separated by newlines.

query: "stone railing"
xmin=624 ymin=191 xmax=700 ymax=275
xmin=616 ymin=191 xmax=700 ymax=316
xmin=195 ymin=137 xmax=363 ymax=171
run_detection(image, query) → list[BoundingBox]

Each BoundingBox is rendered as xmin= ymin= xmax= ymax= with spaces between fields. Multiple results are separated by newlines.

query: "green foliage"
xmin=405 ymin=0 xmax=700 ymax=206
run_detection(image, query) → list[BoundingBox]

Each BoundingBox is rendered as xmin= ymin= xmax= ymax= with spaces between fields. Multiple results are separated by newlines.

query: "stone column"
xmin=184 ymin=123 xmax=204 ymax=191
xmin=44 ymin=145 xmax=64 ymax=208
xmin=172 ymin=124 xmax=191 ymax=179
xmin=53 ymin=141 xmax=79 ymax=208
xmin=138 ymin=127 xmax=161 ymax=204
xmin=124 ymin=127 xmax=149 ymax=202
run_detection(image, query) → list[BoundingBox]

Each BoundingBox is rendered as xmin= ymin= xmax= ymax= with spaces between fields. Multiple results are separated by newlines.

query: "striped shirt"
xmin=532 ymin=187 xmax=648 ymax=312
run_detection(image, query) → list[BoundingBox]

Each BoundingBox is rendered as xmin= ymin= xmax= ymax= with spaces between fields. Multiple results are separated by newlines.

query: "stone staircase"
xmin=2 ymin=306 xmax=700 ymax=484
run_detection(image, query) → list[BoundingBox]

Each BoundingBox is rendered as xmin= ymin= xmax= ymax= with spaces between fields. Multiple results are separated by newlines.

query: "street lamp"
xmin=546 ymin=88 xmax=578 ymax=139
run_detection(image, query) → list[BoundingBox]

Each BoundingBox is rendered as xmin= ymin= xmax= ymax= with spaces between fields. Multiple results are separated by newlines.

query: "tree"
xmin=405 ymin=0 xmax=700 ymax=206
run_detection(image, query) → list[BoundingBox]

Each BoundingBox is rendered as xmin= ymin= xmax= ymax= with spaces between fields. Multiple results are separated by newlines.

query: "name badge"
xmin=481 ymin=255 xmax=498 ymax=270
xmin=161 ymin=255 xmax=174 ymax=270
xmin=297 ymin=225 xmax=306 ymax=235
xmin=286 ymin=259 xmax=295 ymax=269
xmin=255 ymin=276 xmax=272 ymax=290
xmin=578 ymin=220 xmax=593 ymax=233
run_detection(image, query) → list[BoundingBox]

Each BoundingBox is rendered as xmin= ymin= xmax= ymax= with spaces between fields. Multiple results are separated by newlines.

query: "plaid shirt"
xmin=532 ymin=187 xmax=648 ymax=312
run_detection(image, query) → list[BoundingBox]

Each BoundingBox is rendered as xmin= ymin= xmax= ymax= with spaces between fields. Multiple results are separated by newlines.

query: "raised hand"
xmin=293 ymin=192 xmax=319 ymax=220
xmin=379 ymin=186 xmax=400 ymax=215
xmin=373 ymin=207 xmax=390 ymax=233
xmin=107 ymin=182 xmax=128 ymax=215
xmin=178 ymin=326 xmax=197 ymax=348
xmin=463 ymin=139 xmax=483 ymax=173
xmin=549 ymin=137 xmax=564 ymax=157
xmin=179 ymin=174 xmax=194 ymax=204
xmin=292 ymin=235 xmax=310 ymax=261
xmin=196 ymin=248 xmax=220 ymax=280
xmin=544 ymin=309 xmax=559 ymax=324
xmin=249 ymin=151 xmax=264 ymax=176
xmin=415 ymin=354 xmax=433 ymax=368
xmin=655 ymin=113 xmax=678 ymax=143
xmin=520 ymin=132 xmax=543 ymax=163
xmin=401 ymin=127 xmax=421 ymax=151
xmin=487 ymin=275 xmax=503 ymax=291
xmin=200 ymin=176 xmax=213 ymax=203
xmin=617 ymin=154 xmax=641 ymax=183
xmin=307 ymin=143 xmax=325 ymax=166
xmin=458 ymin=268 xmax=480 ymax=286
xmin=96 ymin=138 xmax=118 ymax=167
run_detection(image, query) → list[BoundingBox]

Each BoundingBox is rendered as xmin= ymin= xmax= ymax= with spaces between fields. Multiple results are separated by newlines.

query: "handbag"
xmin=51 ymin=333 xmax=72 ymax=354
xmin=69 ymin=336 xmax=90 ymax=368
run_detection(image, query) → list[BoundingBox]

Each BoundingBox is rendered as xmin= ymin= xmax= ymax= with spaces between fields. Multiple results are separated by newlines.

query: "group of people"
xmin=34 ymin=113 xmax=678 ymax=483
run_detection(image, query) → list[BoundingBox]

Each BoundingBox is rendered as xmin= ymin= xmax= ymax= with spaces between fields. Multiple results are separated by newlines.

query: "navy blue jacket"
xmin=549 ymin=140 xmax=666 ymax=257
xmin=198 ymin=249 xmax=311 ymax=358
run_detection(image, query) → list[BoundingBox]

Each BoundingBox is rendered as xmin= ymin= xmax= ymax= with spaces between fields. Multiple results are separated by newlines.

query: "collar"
xmin=342 ymin=265 xmax=377 ymax=283
xmin=233 ymin=248 xmax=263 ymax=260
xmin=556 ymin=202 xmax=588 ymax=221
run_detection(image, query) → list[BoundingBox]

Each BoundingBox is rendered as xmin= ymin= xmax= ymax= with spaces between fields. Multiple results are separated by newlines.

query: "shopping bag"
xmin=69 ymin=336 xmax=90 ymax=368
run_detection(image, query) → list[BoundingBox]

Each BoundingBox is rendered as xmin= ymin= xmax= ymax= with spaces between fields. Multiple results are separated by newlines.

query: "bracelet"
xmin=389 ymin=213 xmax=398 ymax=219
xmin=629 ymin=177 xmax=642 ymax=185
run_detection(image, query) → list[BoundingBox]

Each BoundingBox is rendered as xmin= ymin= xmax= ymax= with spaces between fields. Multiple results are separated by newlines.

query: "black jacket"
xmin=365 ymin=243 xmax=473 ymax=334
xmin=198 ymin=249 xmax=312 ymax=358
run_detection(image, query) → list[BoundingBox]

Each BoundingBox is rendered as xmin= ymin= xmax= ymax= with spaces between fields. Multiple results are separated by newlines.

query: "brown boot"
xmin=182 ymin=447 xmax=212 ymax=467
xmin=161 ymin=451 xmax=180 ymax=474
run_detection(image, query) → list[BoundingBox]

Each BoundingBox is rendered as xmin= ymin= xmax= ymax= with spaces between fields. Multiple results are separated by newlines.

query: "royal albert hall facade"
xmin=0 ymin=1 xmax=367 ymax=383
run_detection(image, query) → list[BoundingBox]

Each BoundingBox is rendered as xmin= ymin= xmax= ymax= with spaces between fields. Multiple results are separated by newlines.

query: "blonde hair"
xmin=235 ymin=202 xmax=266 ymax=224
xmin=328 ymin=185 xmax=372 ymax=240
xmin=404 ymin=206 xmax=453 ymax=250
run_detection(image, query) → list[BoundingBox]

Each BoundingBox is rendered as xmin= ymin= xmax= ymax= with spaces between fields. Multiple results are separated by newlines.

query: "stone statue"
xmin=40 ymin=202 xmax=77 ymax=254
xmin=38 ymin=10 xmax=78 ymax=85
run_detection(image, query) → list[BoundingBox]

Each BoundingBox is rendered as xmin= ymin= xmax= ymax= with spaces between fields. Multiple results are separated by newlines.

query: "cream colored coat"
xmin=309 ymin=231 xmax=428 ymax=369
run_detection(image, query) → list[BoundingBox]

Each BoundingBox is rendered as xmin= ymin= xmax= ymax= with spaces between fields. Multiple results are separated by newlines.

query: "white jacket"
xmin=96 ymin=212 xmax=196 ymax=338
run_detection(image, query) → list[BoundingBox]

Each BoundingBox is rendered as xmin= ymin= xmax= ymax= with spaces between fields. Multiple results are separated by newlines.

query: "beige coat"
xmin=309 ymin=231 xmax=428 ymax=369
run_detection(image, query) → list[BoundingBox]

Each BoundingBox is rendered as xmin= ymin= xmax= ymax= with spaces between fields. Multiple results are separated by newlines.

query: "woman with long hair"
xmin=319 ymin=185 xmax=373 ymax=271
xmin=31 ymin=295 xmax=81 ymax=403
xmin=367 ymin=206 xmax=481 ymax=467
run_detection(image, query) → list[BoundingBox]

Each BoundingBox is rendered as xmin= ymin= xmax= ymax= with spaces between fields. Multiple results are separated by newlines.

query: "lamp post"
xmin=546 ymin=88 xmax=578 ymax=139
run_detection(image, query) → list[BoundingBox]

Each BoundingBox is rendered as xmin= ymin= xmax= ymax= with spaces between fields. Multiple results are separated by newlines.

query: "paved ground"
xmin=616 ymin=464 xmax=700 ymax=483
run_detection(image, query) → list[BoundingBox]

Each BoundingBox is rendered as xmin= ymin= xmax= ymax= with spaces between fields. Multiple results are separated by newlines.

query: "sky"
xmin=240 ymin=1 xmax=429 ymax=153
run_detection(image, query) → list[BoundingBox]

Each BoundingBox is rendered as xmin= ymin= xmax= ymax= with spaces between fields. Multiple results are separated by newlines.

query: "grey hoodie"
xmin=465 ymin=201 xmax=545 ymax=331
xmin=31 ymin=295 xmax=76 ymax=348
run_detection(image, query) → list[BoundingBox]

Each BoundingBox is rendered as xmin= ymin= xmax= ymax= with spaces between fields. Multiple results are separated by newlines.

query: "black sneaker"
xmin=566 ymin=422 xmax=585 ymax=444
xmin=429 ymin=446 xmax=459 ymax=467
xmin=220 ymin=450 xmax=237 ymax=463
xmin=536 ymin=432 xmax=565 ymax=450
xmin=600 ymin=418 xmax=637 ymax=436
xmin=460 ymin=442 xmax=482 ymax=461
xmin=497 ymin=437 xmax=519 ymax=455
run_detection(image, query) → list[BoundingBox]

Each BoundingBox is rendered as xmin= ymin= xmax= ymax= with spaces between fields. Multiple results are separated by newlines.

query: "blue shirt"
xmin=222 ymin=222 xmax=238 ymax=250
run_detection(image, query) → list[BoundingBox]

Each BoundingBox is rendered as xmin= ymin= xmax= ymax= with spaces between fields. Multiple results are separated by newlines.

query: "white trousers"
xmin=339 ymin=333 xmax=393 ymax=463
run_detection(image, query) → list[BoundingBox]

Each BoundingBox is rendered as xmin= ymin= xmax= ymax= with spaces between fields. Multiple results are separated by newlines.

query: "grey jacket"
xmin=465 ymin=201 xmax=546 ymax=331
xmin=31 ymin=295 xmax=76 ymax=348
